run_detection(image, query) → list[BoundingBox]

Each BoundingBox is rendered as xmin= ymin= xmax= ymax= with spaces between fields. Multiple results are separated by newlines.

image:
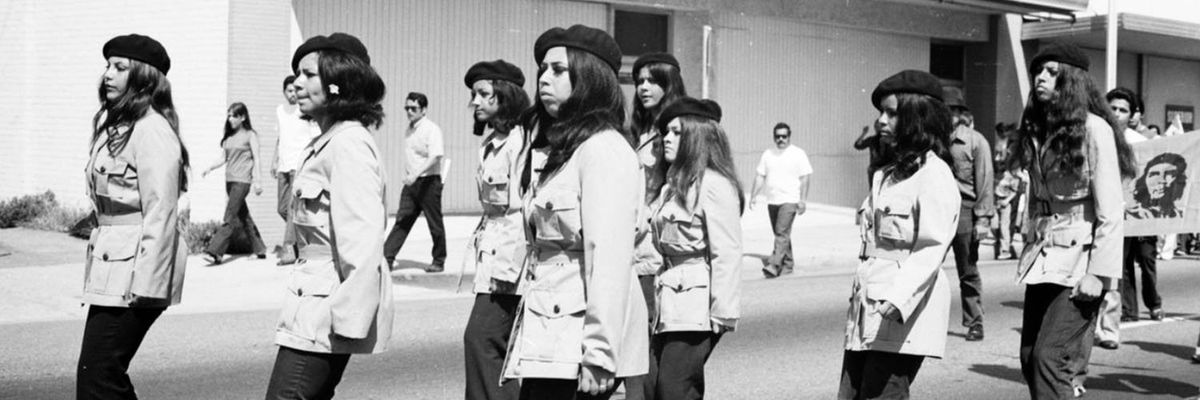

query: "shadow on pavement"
xmin=1125 ymin=340 xmax=1195 ymax=362
xmin=967 ymin=363 xmax=1024 ymax=385
xmin=971 ymin=363 xmax=1199 ymax=398
xmin=1000 ymin=300 xmax=1024 ymax=310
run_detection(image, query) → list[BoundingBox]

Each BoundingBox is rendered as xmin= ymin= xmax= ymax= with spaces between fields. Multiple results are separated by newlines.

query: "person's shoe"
xmin=762 ymin=265 xmax=780 ymax=279
xmin=425 ymin=263 xmax=444 ymax=273
xmin=204 ymin=252 xmax=223 ymax=266
xmin=1191 ymin=353 xmax=1200 ymax=364
xmin=1150 ymin=308 xmax=1165 ymax=321
xmin=1073 ymin=382 xmax=1087 ymax=398
xmin=966 ymin=325 xmax=985 ymax=341
xmin=256 ymin=253 xmax=267 ymax=260
xmin=1097 ymin=340 xmax=1119 ymax=350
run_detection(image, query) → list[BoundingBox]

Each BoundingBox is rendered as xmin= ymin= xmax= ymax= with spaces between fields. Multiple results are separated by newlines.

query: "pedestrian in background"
xmin=839 ymin=70 xmax=958 ymax=400
xmin=264 ymin=32 xmax=395 ymax=399
xmin=1009 ymin=43 xmax=1135 ymax=400
xmin=461 ymin=59 xmax=531 ymax=400
xmin=201 ymin=102 xmax=267 ymax=264
xmin=384 ymin=92 xmax=448 ymax=272
xmin=625 ymin=51 xmax=687 ymax=400
xmin=78 ymin=33 xmax=190 ymax=399
xmin=943 ymin=87 xmax=994 ymax=342
xmin=749 ymin=122 xmax=813 ymax=278
xmin=502 ymin=24 xmax=648 ymax=400
xmin=992 ymin=122 xmax=1025 ymax=260
xmin=271 ymin=75 xmax=319 ymax=265
xmin=650 ymin=97 xmax=743 ymax=400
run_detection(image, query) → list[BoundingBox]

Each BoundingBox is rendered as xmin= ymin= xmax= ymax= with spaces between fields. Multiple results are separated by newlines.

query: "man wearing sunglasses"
xmin=750 ymin=122 xmax=813 ymax=278
xmin=384 ymin=92 xmax=448 ymax=272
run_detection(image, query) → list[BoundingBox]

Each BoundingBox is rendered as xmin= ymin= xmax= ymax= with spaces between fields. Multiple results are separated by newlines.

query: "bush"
xmin=0 ymin=191 xmax=58 ymax=228
xmin=26 ymin=205 xmax=93 ymax=234
xmin=182 ymin=220 xmax=223 ymax=255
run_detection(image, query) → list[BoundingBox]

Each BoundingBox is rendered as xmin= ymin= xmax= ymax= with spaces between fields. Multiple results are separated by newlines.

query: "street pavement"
xmin=3 ymin=203 xmax=1200 ymax=399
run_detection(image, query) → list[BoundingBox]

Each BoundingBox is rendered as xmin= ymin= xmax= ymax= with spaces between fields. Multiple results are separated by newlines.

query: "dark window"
xmin=930 ymin=43 xmax=964 ymax=81
xmin=614 ymin=10 xmax=668 ymax=56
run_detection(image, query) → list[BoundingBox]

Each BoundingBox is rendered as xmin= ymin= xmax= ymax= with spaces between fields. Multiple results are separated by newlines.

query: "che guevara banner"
xmin=1124 ymin=132 xmax=1200 ymax=236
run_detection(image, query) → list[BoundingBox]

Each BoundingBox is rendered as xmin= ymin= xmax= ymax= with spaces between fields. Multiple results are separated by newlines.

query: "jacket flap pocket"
xmin=295 ymin=180 xmax=325 ymax=200
xmin=290 ymin=272 xmax=338 ymax=297
xmin=96 ymin=159 xmax=131 ymax=176
xmin=526 ymin=290 xmax=586 ymax=318
xmin=92 ymin=229 xmax=139 ymax=261
xmin=538 ymin=191 xmax=579 ymax=211
xmin=482 ymin=169 xmax=510 ymax=185
xmin=658 ymin=264 xmax=709 ymax=291
xmin=1047 ymin=226 xmax=1093 ymax=248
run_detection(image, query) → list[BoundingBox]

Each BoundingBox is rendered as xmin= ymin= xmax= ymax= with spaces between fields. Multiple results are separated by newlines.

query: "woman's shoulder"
xmin=579 ymin=128 xmax=633 ymax=155
xmin=702 ymin=169 xmax=737 ymax=193
xmin=134 ymin=111 xmax=172 ymax=133
xmin=920 ymin=153 xmax=955 ymax=181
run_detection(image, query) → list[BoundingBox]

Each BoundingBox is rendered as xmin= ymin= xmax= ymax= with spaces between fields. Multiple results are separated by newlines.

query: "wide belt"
xmin=861 ymin=245 xmax=910 ymax=262
xmin=663 ymin=253 xmax=706 ymax=268
xmin=97 ymin=213 xmax=141 ymax=226
xmin=1030 ymin=198 xmax=1094 ymax=220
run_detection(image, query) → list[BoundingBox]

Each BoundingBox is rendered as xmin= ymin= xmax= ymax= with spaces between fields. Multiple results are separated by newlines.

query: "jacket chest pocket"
xmin=656 ymin=207 xmax=704 ymax=247
xmin=293 ymin=181 xmax=330 ymax=228
xmin=531 ymin=188 xmax=581 ymax=242
xmin=95 ymin=159 xmax=139 ymax=204
xmin=84 ymin=227 xmax=139 ymax=296
xmin=656 ymin=263 xmax=711 ymax=329
xmin=518 ymin=289 xmax=587 ymax=363
xmin=478 ymin=164 xmax=510 ymax=207
xmin=874 ymin=199 xmax=915 ymax=246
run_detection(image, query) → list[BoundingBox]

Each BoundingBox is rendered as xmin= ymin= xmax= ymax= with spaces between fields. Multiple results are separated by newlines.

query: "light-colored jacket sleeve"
xmin=1086 ymin=117 xmax=1124 ymax=281
xmin=578 ymin=133 xmax=641 ymax=373
xmin=130 ymin=116 xmax=182 ymax=300
xmin=882 ymin=163 xmax=960 ymax=322
xmin=326 ymin=130 xmax=387 ymax=339
xmin=972 ymin=133 xmax=995 ymax=218
xmin=701 ymin=172 xmax=742 ymax=329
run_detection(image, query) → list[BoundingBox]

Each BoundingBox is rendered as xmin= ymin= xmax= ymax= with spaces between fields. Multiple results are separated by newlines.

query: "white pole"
xmin=1004 ymin=14 xmax=1030 ymax=107
xmin=1106 ymin=0 xmax=1118 ymax=91
xmin=702 ymin=25 xmax=712 ymax=99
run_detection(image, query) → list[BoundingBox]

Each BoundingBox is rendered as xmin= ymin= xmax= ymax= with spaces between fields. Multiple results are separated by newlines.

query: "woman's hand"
xmin=578 ymin=365 xmax=615 ymax=395
xmin=1071 ymin=273 xmax=1103 ymax=301
xmin=712 ymin=322 xmax=732 ymax=335
xmin=253 ymin=182 xmax=263 ymax=196
xmin=876 ymin=300 xmax=902 ymax=321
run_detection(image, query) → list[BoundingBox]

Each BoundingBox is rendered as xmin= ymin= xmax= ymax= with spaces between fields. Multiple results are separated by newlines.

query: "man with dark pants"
xmin=384 ymin=92 xmax=447 ymax=272
xmin=750 ymin=122 xmax=813 ymax=278
xmin=944 ymin=87 xmax=994 ymax=342
xmin=1107 ymin=88 xmax=1162 ymax=326
xmin=271 ymin=75 xmax=318 ymax=265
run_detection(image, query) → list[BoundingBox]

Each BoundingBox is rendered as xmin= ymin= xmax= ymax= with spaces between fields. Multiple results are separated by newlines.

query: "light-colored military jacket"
xmin=83 ymin=111 xmax=187 ymax=308
xmin=846 ymin=153 xmax=958 ymax=358
xmin=503 ymin=129 xmax=649 ymax=380
xmin=469 ymin=127 xmax=527 ymax=294
xmin=633 ymin=128 xmax=666 ymax=276
xmin=650 ymin=170 xmax=742 ymax=333
xmin=275 ymin=121 xmax=394 ymax=355
xmin=1018 ymin=113 xmax=1124 ymax=287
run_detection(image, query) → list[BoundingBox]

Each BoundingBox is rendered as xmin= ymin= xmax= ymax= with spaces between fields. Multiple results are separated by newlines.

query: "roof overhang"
xmin=1024 ymin=13 xmax=1200 ymax=61
xmin=875 ymin=0 xmax=1087 ymax=18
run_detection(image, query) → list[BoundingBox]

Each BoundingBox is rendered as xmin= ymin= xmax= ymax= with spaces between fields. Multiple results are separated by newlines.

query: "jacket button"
xmin=546 ymin=202 xmax=553 ymax=209
xmin=102 ymin=254 xmax=109 ymax=261
xmin=1071 ymin=240 xmax=1077 ymax=246
xmin=884 ymin=206 xmax=891 ymax=213
xmin=487 ymin=177 xmax=493 ymax=183
xmin=553 ymin=305 xmax=560 ymax=314
xmin=99 ymin=167 xmax=107 ymax=173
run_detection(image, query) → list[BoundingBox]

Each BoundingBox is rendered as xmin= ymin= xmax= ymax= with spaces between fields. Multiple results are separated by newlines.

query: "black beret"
xmin=1030 ymin=42 xmax=1090 ymax=71
xmin=464 ymin=59 xmax=525 ymax=88
xmin=535 ymin=25 xmax=622 ymax=73
xmin=871 ymin=70 xmax=944 ymax=110
xmin=632 ymin=52 xmax=679 ymax=76
xmin=103 ymin=34 xmax=170 ymax=75
xmin=656 ymin=97 xmax=723 ymax=133
xmin=291 ymin=32 xmax=370 ymax=73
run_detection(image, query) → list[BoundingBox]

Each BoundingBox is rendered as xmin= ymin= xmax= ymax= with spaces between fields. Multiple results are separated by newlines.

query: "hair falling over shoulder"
xmin=93 ymin=59 xmax=190 ymax=191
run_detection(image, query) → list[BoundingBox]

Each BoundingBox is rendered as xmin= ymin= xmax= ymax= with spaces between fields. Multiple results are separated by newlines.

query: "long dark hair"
xmin=665 ymin=116 xmax=745 ymax=213
xmin=222 ymin=102 xmax=252 ymax=145
xmin=532 ymin=48 xmax=631 ymax=179
xmin=315 ymin=50 xmax=386 ymax=128
xmin=631 ymin=62 xmax=687 ymax=136
xmin=1011 ymin=63 xmax=1137 ymax=179
xmin=872 ymin=93 xmax=953 ymax=181
xmin=473 ymin=79 xmax=530 ymax=136
xmin=92 ymin=59 xmax=190 ymax=191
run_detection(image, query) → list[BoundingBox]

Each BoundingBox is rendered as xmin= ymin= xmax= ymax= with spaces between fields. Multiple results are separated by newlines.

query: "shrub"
xmin=0 ymin=191 xmax=58 ymax=228
xmin=182 ymin=220 xmax=223 ymax=255
xmin=25 ymin=206 xmax=93 ymax=234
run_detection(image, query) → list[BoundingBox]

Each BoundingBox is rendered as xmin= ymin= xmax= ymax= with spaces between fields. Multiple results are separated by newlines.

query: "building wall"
xmin=1 ymin=0 xmax=231 ymax=220
xmin=1143 ymin=56 xmax=1200 ymax=130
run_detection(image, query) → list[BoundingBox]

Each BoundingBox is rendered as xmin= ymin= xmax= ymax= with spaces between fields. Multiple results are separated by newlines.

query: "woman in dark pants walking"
xmin=202 ymin=102 xmax=267 ymax=264
xmin=461 ymin=59 xmax=531 ymax=400
xmin=78 ymin=33 xmax=190 ymax=399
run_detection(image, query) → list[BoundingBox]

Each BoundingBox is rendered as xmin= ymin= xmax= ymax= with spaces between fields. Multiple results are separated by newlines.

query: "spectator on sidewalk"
xmin=201 ymin=102 xmax=267 ymax=264
xmin=992 ymin=122 xmax=1025 ymax=260
xmin=1108 ymin=88 xmax=1163 ymax=325
xmin=750 ymin=122 xmax=813 ymax=278
xmin=78 ymin=33 xmax=190 ymax=399
xmin=943 ymin=87 xmax=994 ymax=342
xmin=270 ymin=75 xmax=319 ymax=265
xmin=384 ymin=92 xmax=448 ymax=272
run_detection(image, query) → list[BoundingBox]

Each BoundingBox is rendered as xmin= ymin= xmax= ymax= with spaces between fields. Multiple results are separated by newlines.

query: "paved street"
xmin=3 ymin=255 xmax=1200 ymax=399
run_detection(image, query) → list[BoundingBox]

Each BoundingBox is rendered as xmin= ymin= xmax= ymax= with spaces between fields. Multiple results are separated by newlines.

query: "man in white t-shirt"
xmin=750 ymin=122 xmax=813 ymax=278
xmin=271 ymin=75 xmax=319 ymax=265
xmin=384 ymin=92 xmax=447 ymax=272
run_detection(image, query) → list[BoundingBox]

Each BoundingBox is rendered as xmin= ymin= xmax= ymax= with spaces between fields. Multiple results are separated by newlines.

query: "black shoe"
xmin=1097 ymin=340 xmax=1119 ymax=350
xmin=204 ymin=252 xmax=223 ymax=266
xmin=762 ymin=266 xmax=780 ymax=279
xmin=966 ymin=325 xmax=985 ymax=341
xmin=1191 ymin=353 xmax=1200 ymax=364
xmin=256 ymin=253 xmax=267 ymax=260
xmin=1150 ymin=308 xmax=1165 ymax=321
xmin=425 ymin=263 xmax=444 ymax=273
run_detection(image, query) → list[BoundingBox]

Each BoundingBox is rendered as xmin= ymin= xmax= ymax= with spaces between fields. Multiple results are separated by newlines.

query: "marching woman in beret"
xmin=77 ymin=33 xmax=190 ymax=399
xmin=839 ymin=70 xmax=959 ymax=399
xmin=649 ymin=97 xmax=742 ymax=400
xmin=461 ymin=59 xmax=531 ymax=400
xmin=625 ymin=52 xmax=687 ymax=400
xmin=264 ymin=32 xmax=394 ymax=399
xmin=502 ymin=24 xmax=648 ymax=400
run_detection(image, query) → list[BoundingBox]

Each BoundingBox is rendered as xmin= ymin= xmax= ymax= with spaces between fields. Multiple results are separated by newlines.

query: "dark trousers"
xmin=1020 ymin=283 xmax=1101 ymax=400
xmin=950 ymin=217 xmax=984 ymax=328
xmin=383 ymin=176 xmax=446 ymax=265
xmin=622 ymin=275 xmax=658 ymax=400
xmin=837 ymin=350 xmax=925 ymax=400
xmin=765 ymin=203 xmax=799 ymax=274
xmin=207 ymin=181 xmax=267 ymax=257
xmin=1122 ymin=236 xmax=1160 ymax=319
xmin=464 ymin=294 xmax=521 ymax=400
xmin=77 ymin=305 xmax=165 ymax=400
xmin=277 ymin=172 xmax=297 ymax=258
xmin=519 ymin=378 xmax=622 ymax=400
xmin=650 ymin=331 xmax=721 ymax=400
xmin=264 ymin=346 xmax=351 ymax=400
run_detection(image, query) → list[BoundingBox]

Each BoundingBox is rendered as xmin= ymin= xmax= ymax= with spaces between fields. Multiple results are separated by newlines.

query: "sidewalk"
xmin=0 ymin=202 xmax=862 ymax=325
